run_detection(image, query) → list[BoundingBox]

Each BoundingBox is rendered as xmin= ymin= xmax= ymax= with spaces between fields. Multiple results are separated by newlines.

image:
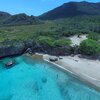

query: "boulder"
xmin=49 ymin=57 xmax=58 ymax=62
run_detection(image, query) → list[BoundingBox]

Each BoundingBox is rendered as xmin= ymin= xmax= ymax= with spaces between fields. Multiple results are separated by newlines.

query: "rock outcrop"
xmin=0 ymin=43 xmax=25 ymax=58
xmin=0 ymin=40 xmax=73 ymax=58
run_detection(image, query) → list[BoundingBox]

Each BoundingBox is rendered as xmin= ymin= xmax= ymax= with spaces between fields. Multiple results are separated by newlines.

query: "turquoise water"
xmin=0 ymin=56 xmax=100 ymax=100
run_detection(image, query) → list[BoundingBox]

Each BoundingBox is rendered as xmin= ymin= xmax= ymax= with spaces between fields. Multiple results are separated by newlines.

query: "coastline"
xmin=42 ymin=54 xmax=100 ymax=91
xmin=25 ymin=53 xmax=100 ymax=91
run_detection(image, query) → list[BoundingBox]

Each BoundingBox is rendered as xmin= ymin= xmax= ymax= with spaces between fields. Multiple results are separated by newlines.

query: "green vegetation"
xmin=37 ymin=36 xmax=54 ymax=47
xmin=80 ymin=32 xmax=100 ymax=56
xmin=0 ymin=12 xmax=41 ymax=26
xmin=0 ymin=21 xmax=56 ymax=43
xmin=87 ymin=33 xmax=100 ymax=41
xmin=0 ymin=15 xmax=100 ymax=44
xmin=0 ymin=2 xmax=100 ymax=57
xmin=53 ymin=38 xmax=72 ymax=47
xmin=0 ymin=15 xmax=100 ymax=57
xmin=80 ymin=39 xmax=100 ymax=56
xmin=37 ymin=36 xmax=72 ymax=47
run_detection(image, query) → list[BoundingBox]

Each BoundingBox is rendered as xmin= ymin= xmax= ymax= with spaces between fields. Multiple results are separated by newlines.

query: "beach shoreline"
xmin=42 ymin=54 xmax=100 ymax=91
xmin=27 ymin=53 xmax=100 ymax=91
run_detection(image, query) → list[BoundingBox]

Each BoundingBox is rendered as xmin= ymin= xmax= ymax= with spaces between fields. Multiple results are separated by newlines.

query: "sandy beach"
xmin=43 ymin=54 xmax=100 ymax=90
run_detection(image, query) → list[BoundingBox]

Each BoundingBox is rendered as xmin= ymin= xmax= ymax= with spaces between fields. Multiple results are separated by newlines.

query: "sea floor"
xmin=0 ymin=56 xmax=100 ymax=100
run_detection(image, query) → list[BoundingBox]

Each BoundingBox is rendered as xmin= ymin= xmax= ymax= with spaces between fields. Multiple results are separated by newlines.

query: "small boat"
xmin=5 ymin=61 xmax=13 ymax=67
xmin=4 ymin=58 xmax=15 ymax=68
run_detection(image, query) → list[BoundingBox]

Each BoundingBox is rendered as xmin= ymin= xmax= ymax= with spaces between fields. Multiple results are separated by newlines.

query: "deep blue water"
xmin=0 ymin=56 xmax=100 ymax=100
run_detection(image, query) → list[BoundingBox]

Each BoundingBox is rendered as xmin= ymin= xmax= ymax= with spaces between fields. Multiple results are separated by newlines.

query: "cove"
xmin=0 ymin=56 xmax=100 ymax=100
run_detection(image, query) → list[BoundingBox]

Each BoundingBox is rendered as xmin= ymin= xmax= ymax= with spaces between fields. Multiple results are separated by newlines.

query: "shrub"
xmin=53 ymin=38 xmax=72 ymax=47
xmin=80 ymin=39 xmax=100 ymax=56
xmin=87 ymin=33 xmax=100 ymax=41
xmin=37 ymin=36 xmax=54 ymax=47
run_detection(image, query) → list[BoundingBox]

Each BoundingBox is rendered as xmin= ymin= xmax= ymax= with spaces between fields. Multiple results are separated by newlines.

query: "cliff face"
xmin=0 ymin=41 xmax=72 ymax=58
xmin=0 ymin=41 xmax=37 ymax=58
xmin=0 ymin=43 xmax=24 ymax=58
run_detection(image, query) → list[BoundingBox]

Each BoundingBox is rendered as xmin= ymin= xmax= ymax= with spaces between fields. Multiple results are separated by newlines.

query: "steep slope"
xmin=39 ymin=1 xmax=100 ymax=20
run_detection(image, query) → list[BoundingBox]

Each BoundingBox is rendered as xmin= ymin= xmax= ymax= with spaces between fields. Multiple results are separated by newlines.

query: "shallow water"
xmin=0 ymin=56 xmax=100 ymax=100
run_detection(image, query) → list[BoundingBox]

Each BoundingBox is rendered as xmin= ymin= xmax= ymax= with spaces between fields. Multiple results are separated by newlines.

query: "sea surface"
xmin=0 ymin=56 xmax=100 ymax=100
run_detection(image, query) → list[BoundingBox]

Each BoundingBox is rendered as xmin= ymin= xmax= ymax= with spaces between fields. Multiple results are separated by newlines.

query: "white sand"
xmin=43 ymin=54 xmax=100 ymax=89
xmin=69 ymin=35 xmax=87 ymax=46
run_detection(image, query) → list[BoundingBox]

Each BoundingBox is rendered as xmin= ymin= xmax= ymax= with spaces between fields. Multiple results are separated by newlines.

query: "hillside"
xmin=0 ymin=11 xmax=11 ymax=23
xmin=39 ymin=1 xmax=100 ymax=20
xmin=0 ymin=2 xmax=100 ymax=57
xmin=0 ymin=12 xmax=41 ymax=26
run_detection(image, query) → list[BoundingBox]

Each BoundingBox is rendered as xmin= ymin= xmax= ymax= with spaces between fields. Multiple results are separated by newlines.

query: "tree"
xmin=53 ymin=38 xmax=72 ymax=47
xmin=37 ymin=36 xmax=54 ymax=47
xmin=80 ymin=39 xmax=100 ymax=56
xmin=87 ymin=33 xmax=100 ymax=41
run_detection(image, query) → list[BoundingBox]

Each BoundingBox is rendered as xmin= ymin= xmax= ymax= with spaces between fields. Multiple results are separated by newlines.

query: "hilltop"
xmin=39 ymin=1 xmax=100 ymax=20
xmin=0 ymin=12 xmax=41 ymax=26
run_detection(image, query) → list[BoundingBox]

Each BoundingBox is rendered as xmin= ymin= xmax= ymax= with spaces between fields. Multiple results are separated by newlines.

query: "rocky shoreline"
xmin=0 ymin=40 xmax=100 ymax=60
xmin=0 ymin=40 xmax=73 ymax=58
